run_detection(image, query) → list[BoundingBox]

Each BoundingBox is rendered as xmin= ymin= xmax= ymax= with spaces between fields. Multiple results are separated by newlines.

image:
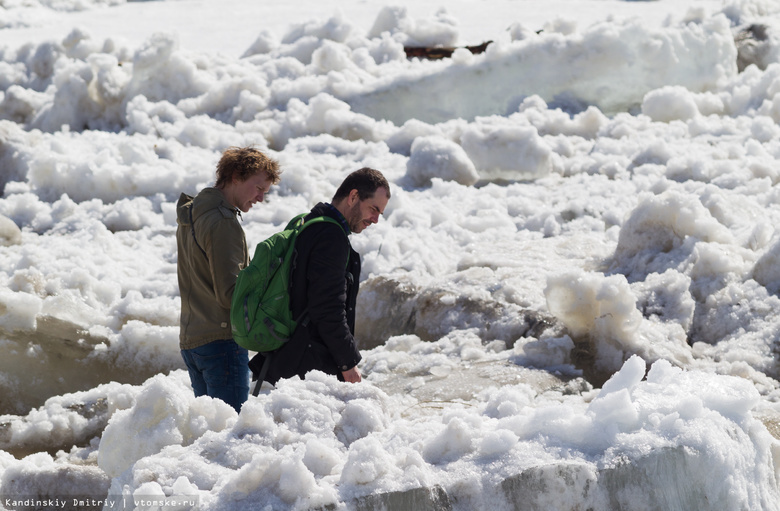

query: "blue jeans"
xmin=181 ymin=339 xmax=250 ymax=413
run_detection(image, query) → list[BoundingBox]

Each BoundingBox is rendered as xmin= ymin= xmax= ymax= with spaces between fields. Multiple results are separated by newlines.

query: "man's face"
xmin=345 ymin=187 xmax=389 ymax=234
xmin=231 ymin=172 xmax=272 ymax=213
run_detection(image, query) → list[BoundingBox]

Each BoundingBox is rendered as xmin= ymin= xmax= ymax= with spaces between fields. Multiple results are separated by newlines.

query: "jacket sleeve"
xmin=305 ymin=226 xmax=361 ymax=370
xmin=200 ymin=214 xmax=247 ymax=310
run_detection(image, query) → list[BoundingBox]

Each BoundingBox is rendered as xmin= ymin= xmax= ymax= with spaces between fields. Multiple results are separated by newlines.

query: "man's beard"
xmin=346 ymin=201 xmax=363 ymax=233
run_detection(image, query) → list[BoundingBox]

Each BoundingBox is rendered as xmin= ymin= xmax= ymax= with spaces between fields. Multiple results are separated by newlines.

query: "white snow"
xmin=1 ymin=0 xmax=780 ymax=509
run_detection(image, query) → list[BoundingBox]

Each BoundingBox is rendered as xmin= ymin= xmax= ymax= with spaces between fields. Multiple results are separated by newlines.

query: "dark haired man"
xmin=254 ymin=167 xmax=390 ymax=385
xmin=176 ymin=146 xmax=281 ymax=412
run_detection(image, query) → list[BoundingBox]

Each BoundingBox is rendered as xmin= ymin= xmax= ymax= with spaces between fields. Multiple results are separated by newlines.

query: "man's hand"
xmin=342 ymin=366 xmax=362 ymax=383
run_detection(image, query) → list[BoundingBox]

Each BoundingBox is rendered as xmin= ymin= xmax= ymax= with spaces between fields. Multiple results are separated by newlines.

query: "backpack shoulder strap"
xmin=299 ymin=215 xmax=350 ymax=263
xmin=299 ymin=214 xmax=348 ymax=238
xmin=284 ymin=213 xmax=308 ymax=231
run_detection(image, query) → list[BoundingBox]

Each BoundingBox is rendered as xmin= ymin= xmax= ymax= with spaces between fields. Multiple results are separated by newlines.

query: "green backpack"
xmin=230 ymin=213 xmax=343 ymax=353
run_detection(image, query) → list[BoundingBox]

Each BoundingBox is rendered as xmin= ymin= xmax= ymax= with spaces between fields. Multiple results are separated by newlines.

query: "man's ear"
xmin=348 ymin=189 xmax=360 ymax=206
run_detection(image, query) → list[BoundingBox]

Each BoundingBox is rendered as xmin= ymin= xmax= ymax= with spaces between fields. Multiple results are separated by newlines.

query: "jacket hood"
xmin=309 ymin=202 xmax=350 ymax=235
xmin=310 ymin=202 xmax=331 ymax=216
xmin=177 ymin=188 xmax=236 ymax=227
xmin=176 ymin=193 xmax=195 ymax=227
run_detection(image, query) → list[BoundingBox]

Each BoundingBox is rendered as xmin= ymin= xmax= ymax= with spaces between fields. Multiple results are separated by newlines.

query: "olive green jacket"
xmin=176 ymin=188 xmax=249 ymax=350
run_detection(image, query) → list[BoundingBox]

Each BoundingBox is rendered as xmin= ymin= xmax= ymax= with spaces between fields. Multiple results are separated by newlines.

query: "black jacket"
xmin=260 ymin=202 xmax=362 ymax=384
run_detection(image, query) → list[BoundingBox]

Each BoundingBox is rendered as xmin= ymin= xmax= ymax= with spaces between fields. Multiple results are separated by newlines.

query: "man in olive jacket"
xmin=177 ymin=146 xmax=280 ymax=412
xmin=255 ymin=167 xmax=390 ymax=386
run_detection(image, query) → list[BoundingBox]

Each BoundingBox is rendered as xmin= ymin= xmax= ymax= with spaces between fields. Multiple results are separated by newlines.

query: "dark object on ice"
xmin=404 ymin=40 xmax=493 ymax=60
xmin=735 ymin=23 xmax=771 ymax=72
